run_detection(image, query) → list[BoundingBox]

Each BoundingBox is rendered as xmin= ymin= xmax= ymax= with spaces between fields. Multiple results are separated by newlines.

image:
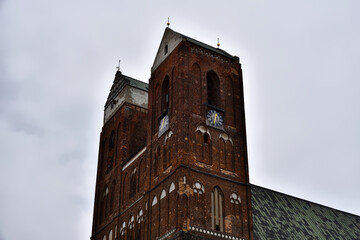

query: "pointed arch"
xmin=191 ymin=63 xmax=202 ymax=114
xmin=129 ymin=168 xmax=137 ymax=199
xmin=193 ymin=180 xmax=205 ymax=227
xmin=109 ymin=230 xmax=113 ymax=240
xmin=120 ymin=221 xmax=126 ymax=237
xmin=161 ymin=76 xmax=170 ymax=113
xmin=211 ymin=186 xmax=224 ymax=232
xmin=109 ymin=130 xmax=115 ymax=150
xmin=160 ymin=189 xmax=167 ymax=199
xmin=169 ymin=182 xmax=175 ymax=193
xmin=207 ymin=71 xmax=220 ymax=107
xmin=219 ymin=138 xmax=226 ymax=169
xmin=152 ymin=196 xmax=158 ymax=206
xmin=195 ymin=124 xmax=212 ymax=164
xmin=135 ymin=208 xmax=143 ymax=239
xmin=153 ymin=81 xmax=161 ymax=132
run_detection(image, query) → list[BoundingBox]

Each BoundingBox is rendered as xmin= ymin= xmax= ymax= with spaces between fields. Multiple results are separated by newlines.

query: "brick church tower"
xmin=91 ymin=28 xmax=253 ymax=240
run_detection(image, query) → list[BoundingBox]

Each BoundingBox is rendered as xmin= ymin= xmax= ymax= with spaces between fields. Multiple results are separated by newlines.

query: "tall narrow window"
xmin=207 ymin=71 xmax=220 ymax=107
xmin=109 ymin=130 xmax=115 ymax=150
xmin=103 ymin=186 xmax=109 ymax=219
xmin=204 ymin=133 xmax=209 ymax=144
xmin=211 ymin=187 xmax=224 ymax=231
xmin=129 ymin=168 xmax=137 ymax=199
xmin=161 ymin=76 xmax=170 ymax=113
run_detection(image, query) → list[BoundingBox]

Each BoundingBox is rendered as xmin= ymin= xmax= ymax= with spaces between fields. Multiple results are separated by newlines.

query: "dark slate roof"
xmin=170 ymin=28 xmax=239 ymax=61
xmin=105 ymin=71 xmax=148 ymax=108
xmin=251 ymin=185 xmax=360 ymax=240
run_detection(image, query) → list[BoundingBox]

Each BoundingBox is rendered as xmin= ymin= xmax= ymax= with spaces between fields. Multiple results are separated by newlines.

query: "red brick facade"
xmin=91 ymin=28 xmax=253 ymax=240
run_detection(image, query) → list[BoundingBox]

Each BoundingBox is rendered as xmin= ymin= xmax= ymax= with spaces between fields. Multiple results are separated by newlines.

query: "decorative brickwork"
xmin=91 ymin=28 xmax=253 ymax=240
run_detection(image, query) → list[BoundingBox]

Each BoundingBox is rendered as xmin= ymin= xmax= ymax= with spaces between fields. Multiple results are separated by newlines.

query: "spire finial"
xmin=167 ymin=17 xmax=170 ymax=27
xmin=217 ymin=38 xmax=220 ymax=48
xmin=116 ymin=60 xmax=121 ymax=71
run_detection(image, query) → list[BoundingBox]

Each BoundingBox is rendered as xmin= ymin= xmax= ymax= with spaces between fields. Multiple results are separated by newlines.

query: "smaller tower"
xmin=91 ymin=70 xmax=148 ymax=239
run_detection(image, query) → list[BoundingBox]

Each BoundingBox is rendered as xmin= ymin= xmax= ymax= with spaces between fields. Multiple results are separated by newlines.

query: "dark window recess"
xmin=129 ymin=169 xmax=137 ymax=198
xmin=204 ymin=133 xmax=209 ymax=144
xmin=207 ymin=71 xmax=220 ymax=107
xmin=109 ymin=131 xmax=115 ymax=150
xmin=161 ymin=76 xmax=170 ymax=113
xmin=165 ymin=44 xmax=168 ymax=54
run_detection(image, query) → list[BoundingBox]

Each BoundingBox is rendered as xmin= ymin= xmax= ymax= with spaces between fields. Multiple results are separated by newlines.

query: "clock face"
xmin=158 ymin=114 xmax=169 ymax=137
xmin=206 ymin=110 xmax=224 ymax=129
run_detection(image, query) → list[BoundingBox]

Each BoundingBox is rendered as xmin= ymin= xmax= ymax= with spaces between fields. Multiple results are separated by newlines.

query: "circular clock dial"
xmin=207 ymin=110 xmax=223 ymax=128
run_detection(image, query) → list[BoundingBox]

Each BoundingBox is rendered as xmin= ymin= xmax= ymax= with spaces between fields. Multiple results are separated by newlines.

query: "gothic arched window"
xmin=230 ymin=192 xmax=242 ymax=219
xmin=109 ymin=130 xmax=115 ymax=150
xmin=160 ymin=189 xmax=167 ymax=200
xmin=102 ymin=186 xmax=109 ymax=220
xmin=207 ymin=71 xmax=220 ymax=107
xmin=211 ymin=187 xmax=224 ymax=231
xmin=129 ymin=168 xmax=137 ymax=199
xmin=120 ymin=221 xmax=126 ymax=237
xmin=204 ymin=133 xmax=209 ymax=144
xmin=161 ymin=76 xmax=170 ymax=113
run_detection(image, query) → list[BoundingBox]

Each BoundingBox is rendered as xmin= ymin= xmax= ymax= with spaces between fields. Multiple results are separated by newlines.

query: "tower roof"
xmin=104 ymin=71 xmax=148 ymax=109
xmin=151 ymin=28 xmax=239 ymax=72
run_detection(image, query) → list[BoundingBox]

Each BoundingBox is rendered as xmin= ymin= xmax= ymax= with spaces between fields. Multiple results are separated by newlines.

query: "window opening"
xmin=204 ymin=133 xmax=209 ymax=144
xmin=207 ymin=71 xmax=220 ymax=107
xmin=169 ymin=182 xmax=175 ymax=193
xmin=129 ymin=168 xmax=137 ymax=199
xmin=211 ymin=187 xmax=224 ymax=232
xmin=160 ymin=189 xmax=167 ymax=199
xmin=152 ymin=196 xmax=158 ymax=206
xmin=161 ymin=76 xmax=170 ymax=113
xmin=109 ymin=131 xmax=115 ymax=150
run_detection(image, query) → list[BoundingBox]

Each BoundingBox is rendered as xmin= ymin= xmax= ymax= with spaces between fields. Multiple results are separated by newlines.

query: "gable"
xmin=251 ymin=185 xmax=360 ymax=240
xmin=151 ymin=28 xmax=184 ymax=72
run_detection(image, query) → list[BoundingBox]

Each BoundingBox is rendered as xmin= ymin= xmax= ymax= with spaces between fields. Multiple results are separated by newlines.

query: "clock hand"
xmin=161 ymin=118 xmax=165 ymax=128
xmin=214 ymin=114 xmax=217 ymax=124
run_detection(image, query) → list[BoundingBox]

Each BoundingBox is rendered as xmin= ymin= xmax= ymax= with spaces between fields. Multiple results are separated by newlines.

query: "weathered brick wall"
xmin=92 ymin=35 xmax=253 ymax=240
xmin=145 ymin=40 xmax=252 ymax=239
xmin=92 ymin=102 xmax=148 ymax=239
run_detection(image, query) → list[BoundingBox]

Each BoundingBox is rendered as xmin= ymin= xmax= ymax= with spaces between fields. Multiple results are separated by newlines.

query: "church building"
xmin=91 ymin=28 xmax=360 ymax=240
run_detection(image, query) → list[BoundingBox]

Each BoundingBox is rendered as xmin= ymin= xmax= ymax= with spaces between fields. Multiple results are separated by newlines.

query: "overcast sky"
xmin=0 ymin=0 xmax=359 ymax=240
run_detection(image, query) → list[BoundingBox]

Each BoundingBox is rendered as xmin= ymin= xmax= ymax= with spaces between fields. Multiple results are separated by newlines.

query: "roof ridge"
xmin=168 ymin=28 xmax=238 ymax=61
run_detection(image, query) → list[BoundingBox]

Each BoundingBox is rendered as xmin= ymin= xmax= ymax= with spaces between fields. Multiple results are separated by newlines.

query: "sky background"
xmin=1 ymin=0 xmax=359 ymax=240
